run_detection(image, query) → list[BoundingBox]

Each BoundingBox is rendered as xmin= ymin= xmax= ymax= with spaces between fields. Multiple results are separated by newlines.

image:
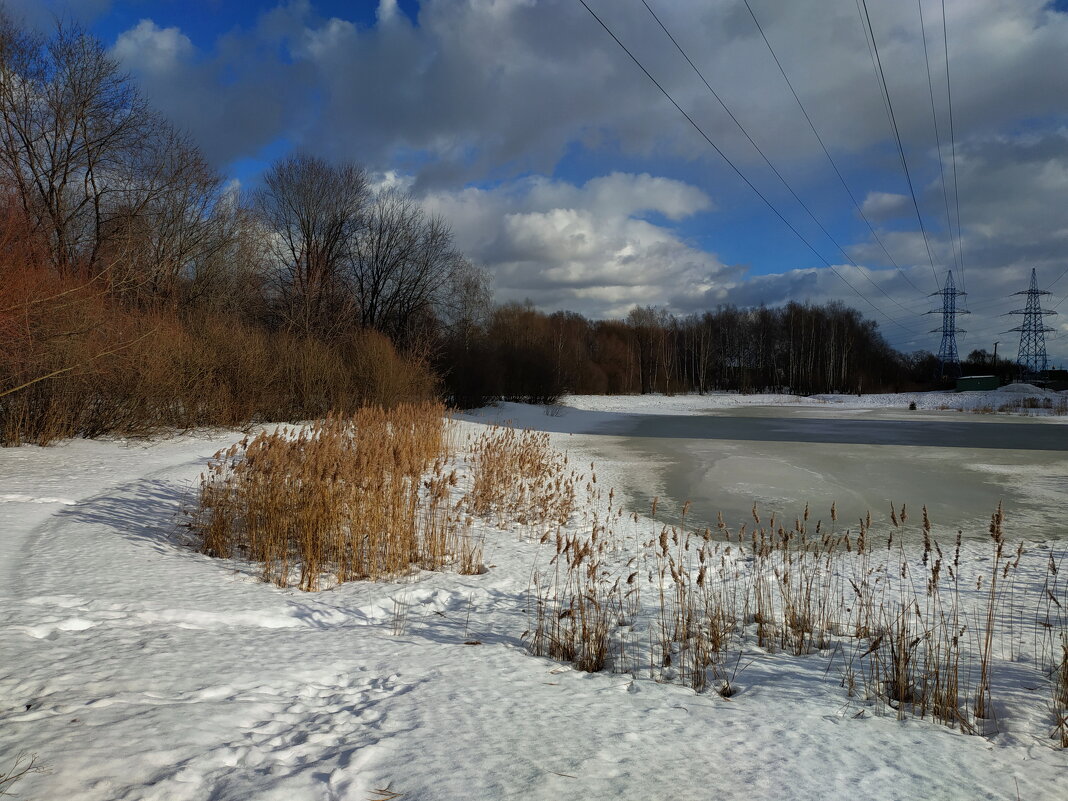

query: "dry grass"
xmin=465 ymin=426 xmax=577 ymax=534
xmin=192 ymin=416 xmax=583 ymax=594
xmin=997 ymin=397 xmax=1068 ymax=416
xmin=1053 ymin=638 xmax=1068 ymax=748
xmin=518 ymin=448 xmax=1068 ymax=743
xmin=191 ymin=403 xmax=470 ymax=589
xmin=526 ymin=524 xmax=625 ymax=672
xmin=1038 ymin=547 xmax=1068 ymax=746
xmin=190 ymin=414 xmax=1068 ymax=746
xmin=525 ymin=476 xmax=638 ymax=674
xmin=0 ymin=752 xmax=45 ymax=797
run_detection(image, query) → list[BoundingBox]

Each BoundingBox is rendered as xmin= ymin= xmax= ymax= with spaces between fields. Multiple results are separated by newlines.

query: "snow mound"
xmin=995 ymin=382 xmax=1045 ymax=394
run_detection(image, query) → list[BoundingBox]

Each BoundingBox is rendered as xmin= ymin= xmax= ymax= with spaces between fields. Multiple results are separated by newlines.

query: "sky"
xmin=7 ymin=0 xmax=1068 ymax=362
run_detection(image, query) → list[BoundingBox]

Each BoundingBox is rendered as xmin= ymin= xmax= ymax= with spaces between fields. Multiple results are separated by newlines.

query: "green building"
xmin=955 ymin=375 xmax=1000 ymax=392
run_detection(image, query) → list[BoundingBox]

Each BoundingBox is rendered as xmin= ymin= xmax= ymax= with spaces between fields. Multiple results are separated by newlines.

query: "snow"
xmin=2 ymin=412 xmax=1066 ymax=800
xmin=562 ymin=384 xmax=1068 ymax=417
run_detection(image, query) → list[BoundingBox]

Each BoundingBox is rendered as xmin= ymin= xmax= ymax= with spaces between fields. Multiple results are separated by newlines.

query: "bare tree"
xmin=254 ymin=154 xmax=368 ymax=338
xmin=183 ymin=187 xmax=271 ymax=316
xmin=103 ymin=129 xmax=231 ymax=305
xmin=350 ymin=187 xmax=466 ymax=348
xmin=0 ymin=14 xmax=165 ymax=273
xmin=350 ymin=187 xmax=420 ymax=334
xmin=627 ymin=305 xmax=671 ymax=393
xmin=437 ymin=257 xmax=491 ymax=344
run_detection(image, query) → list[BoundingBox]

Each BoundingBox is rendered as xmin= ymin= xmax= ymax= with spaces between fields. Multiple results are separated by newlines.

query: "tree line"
xmin=439 ymin=301 xmax=918 ymax=407
xmin=0 ymin=13 xmax=926 ymax=444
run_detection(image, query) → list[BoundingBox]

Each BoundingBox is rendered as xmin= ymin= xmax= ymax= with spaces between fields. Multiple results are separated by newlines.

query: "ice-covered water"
xmin=582 ymin=407 xmax=1068 ymax=542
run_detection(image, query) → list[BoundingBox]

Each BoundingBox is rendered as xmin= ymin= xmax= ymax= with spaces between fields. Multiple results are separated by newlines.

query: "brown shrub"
xmin=191 ymin=404 xmax=461 ymax=590
xmin=0 ymin=274 xmax=439 ymax=444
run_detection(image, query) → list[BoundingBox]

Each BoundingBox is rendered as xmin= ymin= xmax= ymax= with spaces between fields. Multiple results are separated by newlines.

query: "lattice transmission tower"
xmin=1006 ymin=268 xmax=1055 ymax=375
xmin=928 ymin=271 xmax=968 ymax=378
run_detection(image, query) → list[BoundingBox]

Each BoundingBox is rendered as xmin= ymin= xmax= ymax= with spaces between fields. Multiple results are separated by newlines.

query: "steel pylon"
xmin=927 ymin=271 xmax=968 ymax=378
xmin=1005 ymin=268 xmax=1055 ymax=375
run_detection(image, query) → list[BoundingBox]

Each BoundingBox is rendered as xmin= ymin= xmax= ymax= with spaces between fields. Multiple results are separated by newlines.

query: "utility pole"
xmin=992 ymin=341 xmax=998 ymax=368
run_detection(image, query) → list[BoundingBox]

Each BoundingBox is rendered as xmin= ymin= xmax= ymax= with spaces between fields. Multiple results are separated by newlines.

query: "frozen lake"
xmin=580 ymin=407 xmax=1068 ymax=542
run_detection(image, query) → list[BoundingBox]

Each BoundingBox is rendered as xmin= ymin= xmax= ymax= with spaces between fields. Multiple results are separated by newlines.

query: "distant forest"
xmin=449 ymin=302 xmax=909 ymax=406
xmin=0 ymin=15 xmax=962 ymax=444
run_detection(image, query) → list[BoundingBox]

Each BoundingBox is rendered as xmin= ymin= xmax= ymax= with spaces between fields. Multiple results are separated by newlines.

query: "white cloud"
xmin=423 ymin=172 xmax=735 ymax=318
xmin=108 ymin=18 xmax=311 ymax=166
xmin=248 ymin=0 xmax=1068 ymax=181
xmin=861 ymin=191 xmax=910 ymax=221
xmin=112 ymin=20 xmax=193 ymax=73
xmin=73 ymin=1 xmax=1068 ymax=188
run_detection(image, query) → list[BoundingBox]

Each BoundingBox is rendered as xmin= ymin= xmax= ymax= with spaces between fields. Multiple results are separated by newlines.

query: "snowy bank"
xmin=562 ymin=384 xmax=1068 ymax=418
xmin=1 ymin=421 xmax=1066 ymax=800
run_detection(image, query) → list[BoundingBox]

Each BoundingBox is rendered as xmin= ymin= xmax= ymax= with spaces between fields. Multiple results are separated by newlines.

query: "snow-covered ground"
xmin=563 ymin=383 xmax=1068 ymax=417
xmin=2 ymin=411 xmax=1066 ymax=800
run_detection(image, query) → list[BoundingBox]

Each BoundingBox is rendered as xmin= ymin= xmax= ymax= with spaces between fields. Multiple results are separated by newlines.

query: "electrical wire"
xmin=738 ymin=0 xmax=930 ymax=302
xmin=639 ymin=0 xmax=923 ymax=318
xmin=1047 ymin=264 xmax=1068 ymax=292
xmin=574 ymin=0 xmax=925 ymax=336
xmin=918 ymin=0 xmax=962 ymax=287
xmin=997 ymin=267 xmax=1068 ymax=310
xmin=858 ymin=0 xmax=942 ymax=289
xmin=941 ymin=0 xmax=967 ymax=294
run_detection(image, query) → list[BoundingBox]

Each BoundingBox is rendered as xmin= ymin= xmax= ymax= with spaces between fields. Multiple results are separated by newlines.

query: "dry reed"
xmin=192 ymin=403 xmax=471 ymax=589
xmin=522 ymin=464 xmax=1065 ymax=744
xmin=465 ymin=426 xmax=577 ymax=534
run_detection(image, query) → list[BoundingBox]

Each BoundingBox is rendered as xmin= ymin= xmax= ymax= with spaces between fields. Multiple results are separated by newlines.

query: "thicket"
xmin=0 ymin=193 xmax=439 ymax=444
xmin=0 ymin=16 xmax=453 ymax=444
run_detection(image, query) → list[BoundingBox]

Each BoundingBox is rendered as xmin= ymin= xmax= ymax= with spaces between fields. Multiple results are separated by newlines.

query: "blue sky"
xmin=77 ymin=1 xmax=421 ymax=46
xmin=9 ymin=0 xmax=1068 ymax=361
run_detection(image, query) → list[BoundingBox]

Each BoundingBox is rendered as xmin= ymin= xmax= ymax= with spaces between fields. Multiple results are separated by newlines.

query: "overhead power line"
xmin=963 ymin=297 xmax=1022 ymax=315
xmin=1047 ymin=263 xmax=1068 ymax=292
xmin=940 ymin=0 xmax=967 ymax=294
xmin=858 ymin=0 xmax=941 ymax=289
xmin=575 ymin=0 xmax=924 ymax=336
xmin=1047 ymin=265 xmax=1068 ymax=310
xmin=917 ymin=0 xmax=962 ymax=289
xmin=639 ymin=0 xmax=922 ymax=318
xmin=738 ymin=0 xmax=930 ymax=302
